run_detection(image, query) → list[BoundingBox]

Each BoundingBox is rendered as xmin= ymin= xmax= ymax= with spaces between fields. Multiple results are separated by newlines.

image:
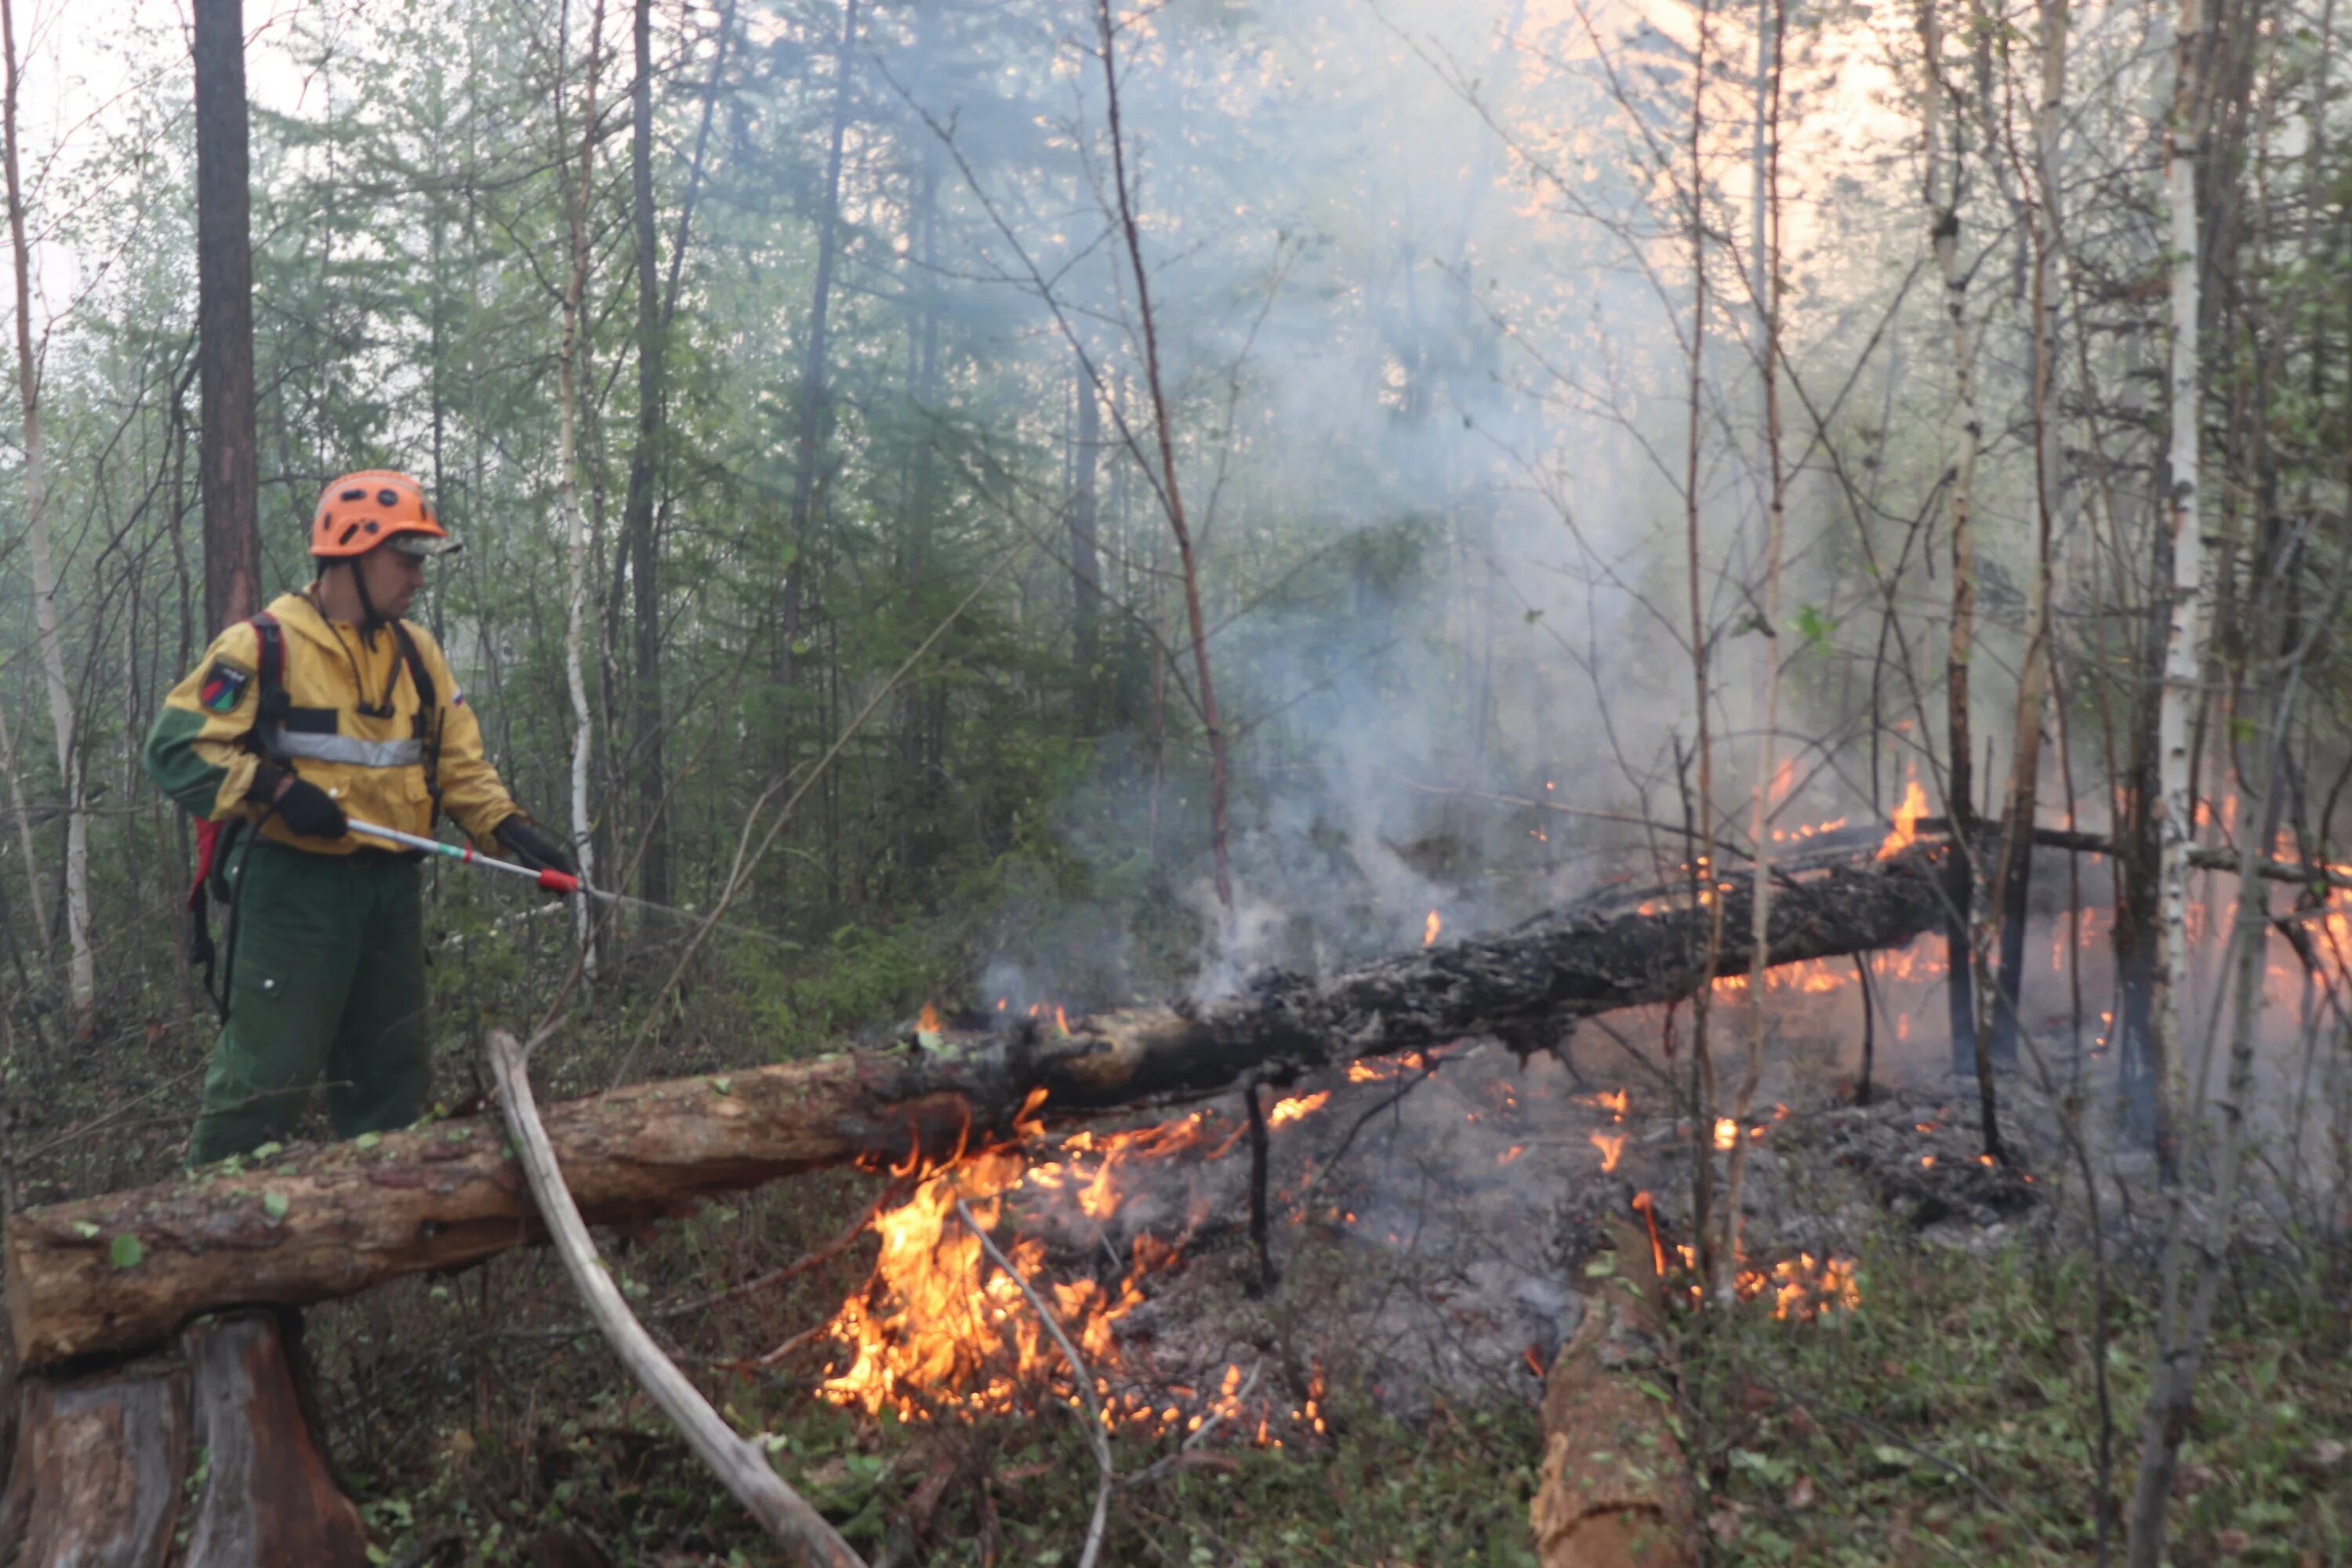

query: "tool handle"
xmin=537 ymin=868 xmax=582 ymax=895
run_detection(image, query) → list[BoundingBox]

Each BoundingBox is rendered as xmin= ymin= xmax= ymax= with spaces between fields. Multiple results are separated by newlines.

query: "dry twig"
xmin=953 ymin=1196 xmax=1114 ymax=1568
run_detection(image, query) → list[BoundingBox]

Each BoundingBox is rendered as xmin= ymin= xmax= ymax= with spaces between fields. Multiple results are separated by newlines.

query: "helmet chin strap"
xmin=344 ymin=557 xmax=387 ymax=644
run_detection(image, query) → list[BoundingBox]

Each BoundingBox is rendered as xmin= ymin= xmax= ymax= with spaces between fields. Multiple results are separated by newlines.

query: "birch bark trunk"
xmin=2127 ymin=554 xmax=2288 ymax=1568
xmin=558 ymin=0 xmax=608 ymax=974
xmin=2151 ymin=0 xmax=2211 ymax=1176
xmin=1 ymin=0 xmax=89 ymax=1029
xmin=1921 ymin=0 xmax=1982 ymax=1079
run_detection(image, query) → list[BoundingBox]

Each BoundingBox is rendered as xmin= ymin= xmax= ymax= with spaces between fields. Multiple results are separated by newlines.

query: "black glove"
xmin=495 ymin=816 xmax=576 ymax=877
xmin=252 ymin=765 xmax=348 ymax=840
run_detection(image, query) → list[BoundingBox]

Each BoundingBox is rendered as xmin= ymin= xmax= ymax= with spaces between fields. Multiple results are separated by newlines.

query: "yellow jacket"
xmin=144 ymin=590 xmax=521 ymax=855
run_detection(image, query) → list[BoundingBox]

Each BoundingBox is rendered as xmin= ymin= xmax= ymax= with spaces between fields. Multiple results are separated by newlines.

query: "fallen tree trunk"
xmin=9 ymin=847 xmax=1947 ymax=1368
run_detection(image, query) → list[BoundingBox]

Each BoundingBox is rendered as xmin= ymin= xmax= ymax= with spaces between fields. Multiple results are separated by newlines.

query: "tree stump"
xmin=0 ymin=1358 xmax=187 ymax=1566
xmin=0 ymin=1310 xmax=367 ymax=1568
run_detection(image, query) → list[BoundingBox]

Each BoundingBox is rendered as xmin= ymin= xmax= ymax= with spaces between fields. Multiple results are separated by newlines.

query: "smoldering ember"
xmin=1 ymin=2 xmax=2350 ymax=1567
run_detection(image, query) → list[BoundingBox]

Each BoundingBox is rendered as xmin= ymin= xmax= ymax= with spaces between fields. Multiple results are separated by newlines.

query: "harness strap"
xmin=388 ymin=621 xmax=445 ymax=813
xmin=187 ymin=607 xmax=447 ymax=1004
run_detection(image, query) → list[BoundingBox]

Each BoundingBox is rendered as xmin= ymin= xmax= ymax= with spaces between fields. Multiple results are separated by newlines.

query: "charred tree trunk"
xmin=10 ymin=847 xmax=1949 ymax=1369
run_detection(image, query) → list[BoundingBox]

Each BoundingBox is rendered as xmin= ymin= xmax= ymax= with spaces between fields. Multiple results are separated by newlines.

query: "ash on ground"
xmin=973 ymin=1025 xmax=2089 ymax=1433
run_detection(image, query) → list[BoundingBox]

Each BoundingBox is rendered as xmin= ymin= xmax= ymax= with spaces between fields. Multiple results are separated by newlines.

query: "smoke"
xmin=869 ymin=0 xmax=1865 ymax=1003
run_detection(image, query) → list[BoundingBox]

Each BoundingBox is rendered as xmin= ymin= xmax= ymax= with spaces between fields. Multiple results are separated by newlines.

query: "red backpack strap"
xmin=187 ymin=818 xmax=223 ymax=911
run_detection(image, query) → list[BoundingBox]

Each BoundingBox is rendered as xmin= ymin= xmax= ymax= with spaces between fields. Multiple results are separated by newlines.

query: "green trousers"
xmin=189 ymin=840 xmax=429 ymax=1165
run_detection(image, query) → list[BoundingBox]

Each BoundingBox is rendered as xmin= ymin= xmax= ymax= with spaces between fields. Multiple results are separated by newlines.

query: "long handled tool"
xmin=347 ymin=817 xmax=596 ymax=898
xmin=345 ymin=818 xmax=802 ymax=950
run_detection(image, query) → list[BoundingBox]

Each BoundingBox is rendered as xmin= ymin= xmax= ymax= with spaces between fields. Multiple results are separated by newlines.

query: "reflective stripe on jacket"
xmin=143 ymin=591 xmax=521 ymax=855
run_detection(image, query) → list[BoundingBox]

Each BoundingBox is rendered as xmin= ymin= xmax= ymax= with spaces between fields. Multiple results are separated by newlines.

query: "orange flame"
xmin=1267 ymin=1091 xmax=1330 ymax=1128
xmin=1629 ymin=1191 xmax=1667 ymax=1280
xmin=1878 ymin=779 xmax=1929 ymax=858
xmin=816 ymin=1097 xmax=1355 ymax=1445
xmin=1670 ymin=1240 xmax=1862 ymax=1320
xmin=917 ymin=1003 xmax=942 ymax=1034
xmin=1497 ymin=1144 xmax=1528 ymax=1167
xmin=1592 ymin=1131 xmax=1625 ymax=1171
xmin=1713 ymin=1117 xmax=1739 ymax=1152
xmin=1424 ymin=909 xmax=1443 ymax=946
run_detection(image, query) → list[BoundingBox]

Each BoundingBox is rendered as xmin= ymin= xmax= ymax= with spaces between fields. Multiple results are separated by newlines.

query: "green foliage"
xmin=1684 ymin=1240 xmax=2352 ymax=1566
xmin=736 ymin=916 xmax=964 ymax=1059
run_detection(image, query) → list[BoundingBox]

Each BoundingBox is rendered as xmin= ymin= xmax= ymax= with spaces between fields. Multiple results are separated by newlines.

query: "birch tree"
xmin=2151 ymin=0 xmax=2212 ymax=1174
xmin=2 ymin=0 xmax=90 ymax=1029
xmin=557 ymin=0 xmax=608 ymax=970
xmin=1920 ymin=0 xmax=1982 ymax=1080
xmin=2125 ymin=0 xmax=2227 ymax=1554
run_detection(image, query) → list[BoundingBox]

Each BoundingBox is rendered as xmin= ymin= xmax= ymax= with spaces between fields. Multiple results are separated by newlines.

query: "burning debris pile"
xmin=794 ymin=1000 xmax=1969 ymax=1442
xmin=803 ymin=1032 xmax=1619 ymax=1442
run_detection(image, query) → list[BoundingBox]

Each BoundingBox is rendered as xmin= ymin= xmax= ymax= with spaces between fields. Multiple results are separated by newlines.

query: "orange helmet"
xmin=309 ymin=470 xmax=461 ymax=559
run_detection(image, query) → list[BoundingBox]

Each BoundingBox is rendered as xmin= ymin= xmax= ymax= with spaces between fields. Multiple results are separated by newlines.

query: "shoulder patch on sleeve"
xmin=198 ymin=659 xmax=254 ymax=714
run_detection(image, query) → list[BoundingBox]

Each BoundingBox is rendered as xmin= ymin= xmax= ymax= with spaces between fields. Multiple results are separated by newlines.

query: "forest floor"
xmin=11 ymin=982 xmax=2350 ymax=1566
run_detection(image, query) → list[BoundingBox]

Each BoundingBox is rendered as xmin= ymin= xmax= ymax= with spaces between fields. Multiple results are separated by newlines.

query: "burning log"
xmin=8 ymin=847 xmax=1948 ymax=1370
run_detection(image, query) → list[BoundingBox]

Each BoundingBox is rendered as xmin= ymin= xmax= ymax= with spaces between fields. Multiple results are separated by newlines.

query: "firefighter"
xmin=144 ymin=470 xmax=574 ymax=1164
